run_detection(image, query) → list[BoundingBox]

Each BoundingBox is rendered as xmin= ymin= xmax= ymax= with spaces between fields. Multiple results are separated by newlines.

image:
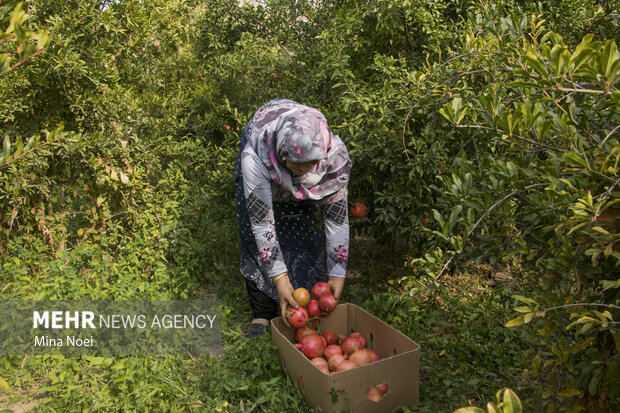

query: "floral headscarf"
xmin=248 ymin=100 xmax=352 ymax=202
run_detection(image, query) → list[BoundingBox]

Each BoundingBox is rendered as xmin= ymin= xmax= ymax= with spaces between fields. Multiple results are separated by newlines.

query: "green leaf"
xmin=570 ymin=37 xmax=594 ymax=72
xmin=505 ymin=316 xmax=525 ymax=327
xmin=514 ymin=306 xmax=533 ymax=313
xmin=439 ymin=106 xmax=455 ymax=124
xmin=557 ymin=388 xmax=581 ymax=398
xmin=563 ymin=152 xmax=590 ymax=169
xmin=3 ymin=136 xmax=9 ymax=157
xmin=35 ymin=29 xmax=50 ymax=50
xmin=486 ymin=403 xmax=501 ymax=413
xmin=591 ymin=226 xmax=610 ymax=235
xmin=502 ymin=388 xmax=522 ymax=413
xmin=0 ymin=375 xmax=8 ymax=391
xmin=453 ymin=408 xmax=485 ymax=413
xmin=600 ymin=40 xmax=619 ymax=80
xmin=512 ymin=295 xmax=537 ymax=305
xmin=525 ymin=50 xmax=548 ymax=78
xmin=509 ymin=80 xmax=540 ymax=89
xmin=13 ymin=136 xmax=23 ymax=158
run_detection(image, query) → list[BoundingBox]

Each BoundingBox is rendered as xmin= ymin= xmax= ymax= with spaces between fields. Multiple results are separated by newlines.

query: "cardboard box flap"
xmin=346 ymin=304 xmax=420 ymax=358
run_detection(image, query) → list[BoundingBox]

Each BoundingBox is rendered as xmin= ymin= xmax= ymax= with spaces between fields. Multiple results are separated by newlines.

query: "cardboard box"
xmin=271 ymin=303 xmax=420 ymax=413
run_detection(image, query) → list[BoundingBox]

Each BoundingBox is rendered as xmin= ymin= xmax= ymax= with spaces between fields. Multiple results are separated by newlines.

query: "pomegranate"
xmin=318 ymin=293 xmax=337 ymax=313
xmin=348 ymin=349 xmax=373 ymax=367
xmin=321 ymin=330 xmax=339 ymax=346
xmin=286 ymin=307 xmax=308 ymax=328
xmin=323 ymin=344 xmax=342 ymax=359
xmin=295 ymin=326 xmax=317 ymax=343
xmin=348 ymin=332 xmax=366 ymax=347
xmin=366 ymin=386 xmax=383 ymax=402
xmin=327 ymin=353 xmax=346 ymax=371
xmin=293 ymin=287 xmax=311 ymax=308
xmin=307 ymin=300 xmax=323 ymax=318
xmin=376 ymin=382 xmax=389 ymax=394
xmin=296 ymin=335 xmax=325 ymax=359
xmin=368 ymin=349 xmax=380 ymax=362
xmin=336 ymin=360 xmax=357 ymax=372
xmin=311 ymin=282 xmax=331 ymax=299
xmin=310 ymin=357 xmax=328 ymax=371
xmin=341 ymin=336 xmax=362 ymax=355
xmin=350 ymin=202 xmax=367 ymax=218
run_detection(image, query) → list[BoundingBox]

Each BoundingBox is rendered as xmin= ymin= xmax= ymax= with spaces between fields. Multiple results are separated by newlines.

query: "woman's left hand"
xmin=327 ymin=276 xmax=345 ymax=300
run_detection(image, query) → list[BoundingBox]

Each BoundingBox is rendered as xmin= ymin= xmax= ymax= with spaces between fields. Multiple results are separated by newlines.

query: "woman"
xmin=234 ymin=98 xmax=352 ymax=337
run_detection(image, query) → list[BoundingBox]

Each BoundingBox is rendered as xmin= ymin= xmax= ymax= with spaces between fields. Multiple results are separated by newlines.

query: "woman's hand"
xmin=274 ymin=273 xmax=298 ymax=327
xmin=327 ymin=276 xmax=345 ymax=301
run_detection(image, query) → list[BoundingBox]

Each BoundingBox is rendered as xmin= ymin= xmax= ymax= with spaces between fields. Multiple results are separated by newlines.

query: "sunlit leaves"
xmin=0 ymin=2 xmax=51 ymax=76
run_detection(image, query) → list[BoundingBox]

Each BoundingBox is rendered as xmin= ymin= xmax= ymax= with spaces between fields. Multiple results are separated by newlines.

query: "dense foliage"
xmin=0 ymin=0 xmax=618 ymax=411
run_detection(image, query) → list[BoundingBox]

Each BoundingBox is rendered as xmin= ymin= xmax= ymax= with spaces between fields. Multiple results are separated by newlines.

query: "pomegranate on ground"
xmin=366 ymin=386 xmax=383 ymax=402
xmin=376 ymin=382 xmax=389 ymax=394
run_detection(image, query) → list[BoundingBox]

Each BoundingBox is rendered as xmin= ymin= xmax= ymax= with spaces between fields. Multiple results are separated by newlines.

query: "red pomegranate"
xmin=336 ymin=360 xmax=357 ymax=372
xmin=295 ymin=326 xmax=317 ymax=343
xmin=322 ymin=330 xmax=339 ymax=346
xmin=323 ymin=344 xmax=342 ymax=359
xmin=348 ymin=332 xmax=366 ymax=347
xmin=311 ymin=282 xmax=331 ymax=299
xmin=341 ymin=336 xmax=363 ymax=355
xmin=295 ymin=334 xmax=325 ymax=359
xmin=368 ymin=349 xmax=380 ymax=362
xmin=318 ymin=293 xmax=337 ymax=313
xmin=310 ymin=357 xmax=329 ymax=371
xmin=327 ymin=354 xmax=346 ymax=371
xmin=348 ymin=349 xmax=373 ymax=367
xmin=286 ymin=307 xmax=308 ymax=328
xmin=307 ymin=300 xmax=323 ymax=318
xmin=377 ymin=382 xmax=389 ymax=394
xmin=366 ymin=386 xmax=383 ymax=402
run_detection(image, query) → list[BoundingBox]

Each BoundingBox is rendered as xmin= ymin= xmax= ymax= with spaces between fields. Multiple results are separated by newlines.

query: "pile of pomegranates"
xmin=294 ymin=329 xmax=381 ymax=374
xmin=286 ymin=282 xmax=389 ymax=401
xmin=286 ymin=282 xmax=338 ymax=328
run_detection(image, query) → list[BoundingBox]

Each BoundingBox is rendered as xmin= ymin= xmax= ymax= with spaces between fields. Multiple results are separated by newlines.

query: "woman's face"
xmin=285 ymin=160 xmax=318 ymax=176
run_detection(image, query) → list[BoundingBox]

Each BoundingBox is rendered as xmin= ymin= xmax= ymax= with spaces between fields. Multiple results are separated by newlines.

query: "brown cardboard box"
xmin=271 ymin=303 xmax=420 ymax=413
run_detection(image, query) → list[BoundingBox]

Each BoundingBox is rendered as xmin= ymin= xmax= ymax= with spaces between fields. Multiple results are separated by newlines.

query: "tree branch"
xmin=435 ymin=182 xmax=550 ymax=280
xmin=543 ymin=302 xmax=620 ymax=313
xmin=599 ymin=124 xmax=620 ymax=148
xmin=456 ymin=124 xmax=567 ymax=152
xmin=0 ymin=48 xmax=47 ymax=77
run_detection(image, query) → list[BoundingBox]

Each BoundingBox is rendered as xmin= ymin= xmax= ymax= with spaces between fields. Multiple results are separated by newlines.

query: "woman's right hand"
xmin=273 ymin=273 xmax=298 ymax=327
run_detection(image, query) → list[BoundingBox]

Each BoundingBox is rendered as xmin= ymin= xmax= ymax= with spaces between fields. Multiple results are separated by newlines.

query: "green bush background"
xmin=0 ymin=0 xmax=618 ymax=411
